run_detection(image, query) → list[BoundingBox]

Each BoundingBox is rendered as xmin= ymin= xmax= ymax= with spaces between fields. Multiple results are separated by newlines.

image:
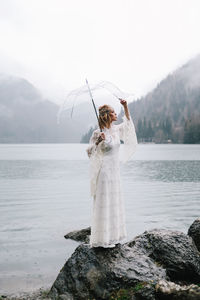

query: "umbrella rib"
xmin=86 ymin=79 xmax=102 ymax=132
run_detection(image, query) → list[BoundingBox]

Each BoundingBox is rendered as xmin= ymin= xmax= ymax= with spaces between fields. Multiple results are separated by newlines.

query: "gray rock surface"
xmin=49 ymin=242 xmax=166 ymax=299
xmin=48 ymin=221 xmax=200 ymax=300
xmin=128 ymin=228 xmax=200 ymax=283
xmin=188 ymin=218 xmax=200 ymax=252
xmin=64 ymin=227 xmax=90 ymax=243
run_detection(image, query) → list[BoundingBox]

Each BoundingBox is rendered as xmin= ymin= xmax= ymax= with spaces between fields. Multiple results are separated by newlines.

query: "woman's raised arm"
xmin=119 ymin=99 xmax=130 ymax=120
xmin=115 ymin=99 xmax=138 ymax=163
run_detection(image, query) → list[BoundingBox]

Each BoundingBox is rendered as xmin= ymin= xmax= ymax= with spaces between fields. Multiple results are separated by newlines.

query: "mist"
xmin=0 ymin=0 xmax=200 ymax=101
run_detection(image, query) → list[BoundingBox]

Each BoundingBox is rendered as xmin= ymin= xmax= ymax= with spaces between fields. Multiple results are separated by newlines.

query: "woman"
xmin=86 ymin=99 xmax=138 ymax=248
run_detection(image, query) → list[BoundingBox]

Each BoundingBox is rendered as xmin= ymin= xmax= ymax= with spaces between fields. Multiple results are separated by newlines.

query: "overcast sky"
xmin=0 ymin=0 xmax=200 ymax=103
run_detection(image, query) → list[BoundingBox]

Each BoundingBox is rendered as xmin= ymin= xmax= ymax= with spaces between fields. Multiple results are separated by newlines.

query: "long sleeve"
xmin=116 ymin=114 xmax=138 ymax=163
xmin=86 ymin=130 xmax=113 ymax=158
xmin=86 ymin=130 xmax=104 ymax=197
xmin=86 ymin=130 xmax=99 ymax=158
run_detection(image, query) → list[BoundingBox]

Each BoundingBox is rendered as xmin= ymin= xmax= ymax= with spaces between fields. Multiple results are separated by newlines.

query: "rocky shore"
xmin=2 ymin=219 xmax=200 ymax=300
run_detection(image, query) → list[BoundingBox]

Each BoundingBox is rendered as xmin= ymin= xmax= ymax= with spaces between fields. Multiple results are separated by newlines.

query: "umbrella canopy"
xmin=57 ymin=80 xmax=134 ymax=126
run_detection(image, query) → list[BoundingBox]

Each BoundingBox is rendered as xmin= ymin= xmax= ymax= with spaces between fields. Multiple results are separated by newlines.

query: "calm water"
xmin=0 ymin=144 xmax=200 ymax=295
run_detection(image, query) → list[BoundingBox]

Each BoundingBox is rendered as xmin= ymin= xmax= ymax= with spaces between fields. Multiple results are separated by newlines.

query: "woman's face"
xmin=109 ymin=107 xmax=117 ymax=121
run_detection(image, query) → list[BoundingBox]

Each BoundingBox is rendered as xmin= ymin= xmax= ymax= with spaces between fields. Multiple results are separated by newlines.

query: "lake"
xmin=0 ymin=143 xmax=200 ymax=295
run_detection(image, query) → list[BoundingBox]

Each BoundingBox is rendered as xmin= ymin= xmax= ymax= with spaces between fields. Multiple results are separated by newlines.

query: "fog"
xmin=0 ymin=0 xmax=200 ymax=101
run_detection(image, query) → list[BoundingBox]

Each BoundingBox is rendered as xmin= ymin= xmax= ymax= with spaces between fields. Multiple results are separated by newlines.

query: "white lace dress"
xmin=86 ymin=114 xmax=138 ymax=248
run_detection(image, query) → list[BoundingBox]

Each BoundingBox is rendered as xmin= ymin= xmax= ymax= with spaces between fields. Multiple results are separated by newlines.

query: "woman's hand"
xmin=96 ymin=132 xmax=105 ymax=145
xmin=119 ymin=99 xmax=128 ymax=107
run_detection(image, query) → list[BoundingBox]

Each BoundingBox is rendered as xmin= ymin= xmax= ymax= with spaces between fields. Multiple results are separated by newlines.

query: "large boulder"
xmin=188 ymin=218 xmax=200 ymax=252
xmin=49 ymin=243 xmax=166 ymax=300
xmin=128 ymin=229 xmax=200 ymax=283
xmin=48 ymin=224 xmax=200 ymax=300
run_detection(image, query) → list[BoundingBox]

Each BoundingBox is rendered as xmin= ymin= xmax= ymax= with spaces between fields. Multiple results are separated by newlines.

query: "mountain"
xmin=0 ymin=74 xmax=96 ymax=143
xmin=82 ymin=54 xmax=200 ymax=144
xmin=0 ymin=74 xmax=58 ymax=142
xmin=128 ymin=54 xmax=200 ymax=143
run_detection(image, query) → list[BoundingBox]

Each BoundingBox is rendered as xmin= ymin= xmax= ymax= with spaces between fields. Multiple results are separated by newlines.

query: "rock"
xmin=49 ymin=225 xmax=200 ymax=299
xmin=107 ymin=282 xmax=156 ymax=300
xmin=133 ymin=282 xmax=156 ymax=300
xmin=48 ymin=243 xmax=166 ymax=300
xmin=64 ymin=227 xmax=91 ymax=243
xmin=128 ymin=229 xmax=200 ymax=283
xmin=156 ymin=279 xmax=200 ymax=300
xmin=188 ymin=218 xmax=200 ymax=252
xmin=58 ymin=293 xmax=74 ymax=300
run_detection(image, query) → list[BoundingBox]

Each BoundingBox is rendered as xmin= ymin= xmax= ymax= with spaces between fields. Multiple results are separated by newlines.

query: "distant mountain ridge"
xmin=0 ymin=74 xmax=96 ymax=143
xmin=0 ymin=74 xmax=42 ymax=104
xmin=0 ymin=74 xmax=58 ymax=143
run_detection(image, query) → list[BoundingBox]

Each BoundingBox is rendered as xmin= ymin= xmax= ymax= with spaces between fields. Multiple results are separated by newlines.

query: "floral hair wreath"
xmin=99 ymin=109 xmax=110 ymax=116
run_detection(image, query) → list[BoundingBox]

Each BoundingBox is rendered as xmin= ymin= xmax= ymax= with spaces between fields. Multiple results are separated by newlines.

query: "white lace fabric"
xmin=86 ymin=114 xmax=138 ymax=248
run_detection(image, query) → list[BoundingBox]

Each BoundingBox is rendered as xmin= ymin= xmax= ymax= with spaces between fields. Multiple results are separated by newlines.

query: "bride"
xmin=86 ymin=99 xmax=138 ymax=248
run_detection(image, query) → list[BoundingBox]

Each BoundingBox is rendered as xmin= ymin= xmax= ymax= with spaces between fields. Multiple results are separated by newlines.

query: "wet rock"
xmin=188 ymin=218 xmax=200 ymax=252
xmin=133 ymin=282 xmax=156 ymax=300
xmin=49 ymin=223 xmax=200 ymax=300
xmin=64 ymin=227 xmax=90 ymax=243
xmin=48 ymin=243 xmax=166 ymax=300
xmin=128 ymin=229 xmax=200 ymax=283
xmin=57 ymin=293 xmax=74 ymax=300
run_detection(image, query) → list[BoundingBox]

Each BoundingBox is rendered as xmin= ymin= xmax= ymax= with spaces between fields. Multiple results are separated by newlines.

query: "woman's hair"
xmin=98 ymin=104 xmax=112 ymax=129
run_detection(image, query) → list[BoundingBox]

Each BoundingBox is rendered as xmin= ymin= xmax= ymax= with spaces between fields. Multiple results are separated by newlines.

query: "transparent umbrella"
xmin=57 ymin=80 xmax=134 ymax=131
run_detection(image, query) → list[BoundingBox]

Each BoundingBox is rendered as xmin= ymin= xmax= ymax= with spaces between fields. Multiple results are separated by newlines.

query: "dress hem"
xmin=89 ymin=234 xmax=127 ymax=248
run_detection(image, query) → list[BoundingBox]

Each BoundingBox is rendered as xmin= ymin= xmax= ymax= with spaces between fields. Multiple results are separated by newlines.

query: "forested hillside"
xmin=81 ymin=55 xmax=200 ymax=144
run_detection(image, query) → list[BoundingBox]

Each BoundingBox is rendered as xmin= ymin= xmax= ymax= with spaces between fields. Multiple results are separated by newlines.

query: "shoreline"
xmin=0 ymin=286 xmax=51 ymax=300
